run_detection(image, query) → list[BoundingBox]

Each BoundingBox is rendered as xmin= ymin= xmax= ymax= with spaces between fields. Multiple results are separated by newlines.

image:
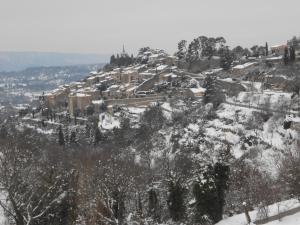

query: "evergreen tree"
xmin=193 ymin=164 xmax=217 ymax=224
xmin=220 ymin=46 xmax=233 ymax=70
xmin=283 ymin=47 xmax=289 ymax=65
xmin=112 ymin=190 xmax=125 ymax=225
xmin=93 ymin=127 xmax=101 ymax=146
xmin=193 ymin=162 xmax=229 ymax=224
xmin=167 ymin=180 xmax=186 ymax=222
xmin=265 ymin=42 xmax=269 ymax=56
xmin=213 ymin=162 xmax=230 ymax=222
xmin=110 ymin=54 xmax=116 ymax=64
xmin=203 ymin=76 xmax=225 ymax=108
xmin=58 ymin=125 xmax=65 ymax=146
xmin=148 ymin=188 xmax=160 ymax=222
xmin=176 ymin=40 xmax=187 ymax=60
xmin=69 ymin=130 xmax=77 ymax=144
xmin=290 ymin=46 xmax=296 ymax=62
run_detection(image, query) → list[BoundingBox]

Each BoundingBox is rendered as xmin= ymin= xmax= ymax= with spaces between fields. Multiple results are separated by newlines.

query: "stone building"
xmin=69 ymin=93 xmax=92 ymax=116
xmin=44 ymin=87 xmax=70 ymax=109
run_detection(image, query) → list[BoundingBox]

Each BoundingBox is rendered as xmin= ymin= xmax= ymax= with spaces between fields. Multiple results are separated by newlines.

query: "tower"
xmin=121 ymin=44 xmax=128 ymax=57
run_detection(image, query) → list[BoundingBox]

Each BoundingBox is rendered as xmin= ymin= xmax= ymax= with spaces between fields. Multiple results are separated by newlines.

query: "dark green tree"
xmin=69 ymin=130 xmax=77 ymax=144
xmin=148 ymin=188 xmax=160 ymax=222
xmin=110 ymin=54 xmax=116 ymax=64
xmin=284 ymin=47 xmax=289 ymax=65
xmin=203 ymin=76 xmax=225 ymax=108
xmin=220 ymin=46 xmax=234 ymax=70
xmin=213 ymin=162 xmax=230 ymax=222
xmin=193 ymin=162 xmax=230 ymax=224
xmin=167 ymin=180 xmax=186 ymax=222
xmin=112 ymin=190 xmax=125 ymax=225
xmin=290 ymin=46 xmax=296 ymax=62
xmin=58 ymin=125 xmax=65 ymax=146
xmin=93 ymin=127 xmax=101 ymax=146
xmin=176 ymin=40 xmax=187 ymax=60
xmin=265 ymin=42 xmax=269 ymax=56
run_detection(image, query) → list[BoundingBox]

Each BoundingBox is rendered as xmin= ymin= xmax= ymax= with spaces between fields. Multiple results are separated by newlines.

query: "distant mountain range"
xmin=0 ymin=51 xmax=110 ymax=72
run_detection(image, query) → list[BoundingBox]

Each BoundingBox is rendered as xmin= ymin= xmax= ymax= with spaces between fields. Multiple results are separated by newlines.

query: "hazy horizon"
xmin=1 ymin=0 xmax=299 ymax=55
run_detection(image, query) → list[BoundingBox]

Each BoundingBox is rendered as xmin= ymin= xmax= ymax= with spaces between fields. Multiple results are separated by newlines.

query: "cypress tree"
xmin=112 ymin=190 xmax=125 ymax=224
xmin=220 ymin=46 xmax=233 ymax=70
xmin=283 ymin=47 xmax=289 ymax=65
xmin=148 ymin=188 xmax=160 ymax=222
xmin=290 ymin=47 xmax=296 ymax=62
xmin=203 ymin=76 xmax=225 ymax=108
xmin=58 ymin=125 xmax=65 ymax=146
xmin=167 ymin=180 xmax=186 ymax=221
xmin=93 ymin=127 xmax=101 ymax=146
xmin=193 ymin=163 xmax=230 ymax=224
xmin=265 ymin=42 xmax=269 ymax=56
xmin=70 ymin=130 xmax=77 ymax=144
xmin=193 ymin=165 xmax=217 ymax=224
xmin=214 ymin=162 xmax=230 ymax=222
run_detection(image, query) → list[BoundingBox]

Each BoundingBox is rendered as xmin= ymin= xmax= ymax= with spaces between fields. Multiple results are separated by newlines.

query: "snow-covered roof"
xmin=92 ymin=100 xmax=104 ymax=105
xmin=123 ymin=70 xmax=136 ymax=74
xmin=190 ymin=87 xmax=206 ymax=93
xmin=266 ymin=56 xmax=283 ymax=61
xmin=271 ymin=44 xmax=287 ymax=49
xmin=87 ymin=76 xmax=97 ymax=80
xmin=164 ymin=73 xmax=177 ymax=78
xmin=156 ymin=65 xmax=168 ymax=71
xmin=90 ymin=71 xmax=100 ymax=75
xmin=74 ymin=93 xmax=91 ymax=97
xmin=232 ymin=62 xmax=256 ymax=70
xmin=126 ymin=86 xmax=137 ymax=92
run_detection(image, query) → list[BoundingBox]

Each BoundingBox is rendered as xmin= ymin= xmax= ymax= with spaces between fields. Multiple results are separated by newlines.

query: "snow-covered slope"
xmin=217 ymin=199 xmax=300 ymax=225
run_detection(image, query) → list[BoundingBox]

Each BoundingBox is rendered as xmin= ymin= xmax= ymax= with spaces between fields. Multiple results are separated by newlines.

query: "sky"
xmin=0 ymin=0 xmax=299 ymax=55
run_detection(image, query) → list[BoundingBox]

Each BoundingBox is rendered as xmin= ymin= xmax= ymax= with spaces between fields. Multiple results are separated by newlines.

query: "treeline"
xmin=175 ymin=36 xmax=234 ymax=71
xmin=102 ymin=54 xmax=135 ymax=72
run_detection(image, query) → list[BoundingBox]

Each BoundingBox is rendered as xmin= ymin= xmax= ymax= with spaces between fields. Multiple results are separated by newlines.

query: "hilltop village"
xmin=40 ymin=48 xmax=205 ymax=117
xmin=32 ymin=40 xmax=300 ymax=131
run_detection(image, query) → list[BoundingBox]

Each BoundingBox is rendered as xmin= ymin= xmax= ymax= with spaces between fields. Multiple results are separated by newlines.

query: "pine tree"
xmin=58 ymin=125 xmax=65 ymax=146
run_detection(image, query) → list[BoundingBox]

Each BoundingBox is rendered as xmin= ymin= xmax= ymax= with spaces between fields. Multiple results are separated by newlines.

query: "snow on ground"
xmin=233 ymin=62 xmax=257 ymax=70
xmin=127 ymin=107 xmax=146 ymax=114
xmin=205 ymin=95 xmax=300 ymax=176
xmin=99 ymin=113 xmax=120 ymax=130
xmin=217 ymin=199 xmax=300 ymax=225
xmin=161 ymin=102 xmax=172 ymax=119
xmin=23 ymin=124 xmax=55 ymax=135
xmin=229 ymin=89 xmax=292 ymax=110
xmin=0 ymin=192 xmax=8 ymax=224
xmin=265 ymin=212 xmax=300 ymax=225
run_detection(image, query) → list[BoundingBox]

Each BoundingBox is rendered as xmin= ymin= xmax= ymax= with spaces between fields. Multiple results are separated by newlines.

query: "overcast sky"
xmin=1 ymin=0 xmax=299 ymax=55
